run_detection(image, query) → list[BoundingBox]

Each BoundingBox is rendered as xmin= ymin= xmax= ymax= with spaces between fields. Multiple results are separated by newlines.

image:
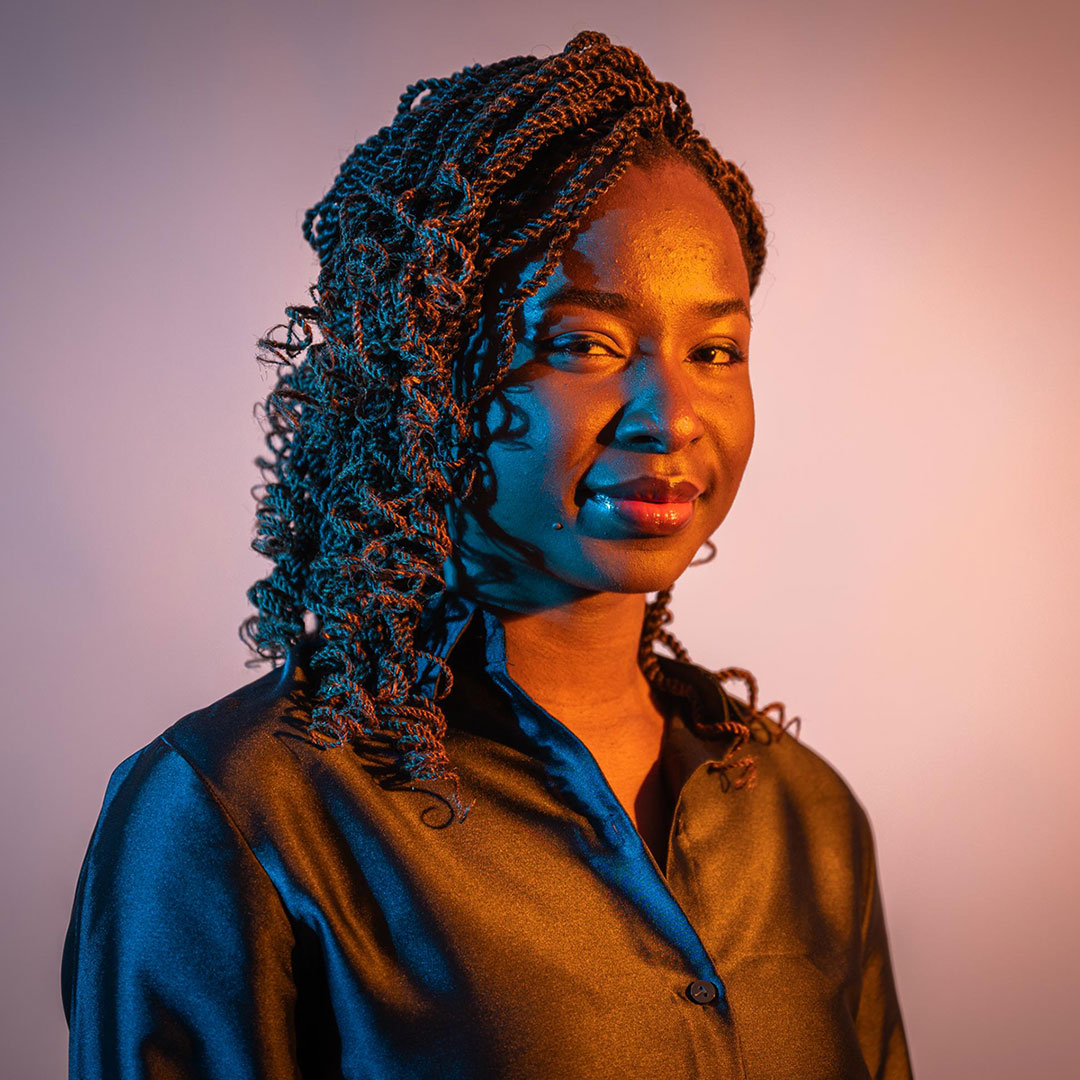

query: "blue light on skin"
xmin=445 ymin=158 xmax=754 ymax=628
xmin=442 ymin=158 xmax=755 ymax=845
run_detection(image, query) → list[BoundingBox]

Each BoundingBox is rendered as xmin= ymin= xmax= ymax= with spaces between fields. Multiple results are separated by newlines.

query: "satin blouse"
xmin=63 ymin=591 xmax=912 ymax=1078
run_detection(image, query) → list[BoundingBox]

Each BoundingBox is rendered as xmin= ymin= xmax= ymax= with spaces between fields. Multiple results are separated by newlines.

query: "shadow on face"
xmin=444 ymin=156 xmax=754 ymax=613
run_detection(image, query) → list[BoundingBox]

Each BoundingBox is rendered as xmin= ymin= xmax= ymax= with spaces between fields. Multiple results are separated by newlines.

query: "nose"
xmin=612 ymin=354 xmax=707 ymax=452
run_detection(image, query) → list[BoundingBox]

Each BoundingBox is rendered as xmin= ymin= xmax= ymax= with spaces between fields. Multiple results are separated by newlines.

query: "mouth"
xmin=588 ymin=477 xmax=704 ymax=503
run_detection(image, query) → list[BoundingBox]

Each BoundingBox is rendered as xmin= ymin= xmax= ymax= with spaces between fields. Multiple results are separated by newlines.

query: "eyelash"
xmin=692 ymin=344 xmax=747 ymax=367
xmin=541 ymin=338 xmax=746 ymax=366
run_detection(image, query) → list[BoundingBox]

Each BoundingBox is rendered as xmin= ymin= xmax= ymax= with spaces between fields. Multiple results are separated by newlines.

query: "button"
xmin=686 ymin=979 xmax=718 ymax=1004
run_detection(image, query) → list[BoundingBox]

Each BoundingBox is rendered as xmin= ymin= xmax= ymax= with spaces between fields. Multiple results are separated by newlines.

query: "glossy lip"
xmin=587 ymin=492 xmax=696 ymax=536
xmin=586 ymin=476 xmax=704 ymax=503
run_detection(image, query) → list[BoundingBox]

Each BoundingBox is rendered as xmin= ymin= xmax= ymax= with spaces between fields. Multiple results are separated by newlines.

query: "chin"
xmin=574 ymin=547 xmax=699 ymax=595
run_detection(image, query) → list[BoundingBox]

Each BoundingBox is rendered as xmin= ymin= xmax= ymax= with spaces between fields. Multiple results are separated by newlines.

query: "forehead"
xmin=535 ymin=159 xmax=749 ymax=305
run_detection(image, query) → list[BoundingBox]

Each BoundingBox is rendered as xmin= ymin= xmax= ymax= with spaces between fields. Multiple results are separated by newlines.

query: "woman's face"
xmin=448 ymin=157 xmax=754 ymax=611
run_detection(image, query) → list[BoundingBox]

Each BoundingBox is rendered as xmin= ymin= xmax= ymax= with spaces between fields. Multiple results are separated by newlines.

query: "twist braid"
xmin=242 ymin=30 xmax=776 ymax=820
xmin=638 ymin=582 xmax=802 ymax=793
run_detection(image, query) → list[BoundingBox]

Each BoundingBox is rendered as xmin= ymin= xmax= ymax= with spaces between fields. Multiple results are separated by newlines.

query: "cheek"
xmin=713 ymin=388 xmax=755 ymax=469
xmin=500 ymin=381 xmax=593 ymax=463
xmin=483 ymin=395 xmax=577 ymax=513
xmin=736 ymin=398 xmax=755 ymax=465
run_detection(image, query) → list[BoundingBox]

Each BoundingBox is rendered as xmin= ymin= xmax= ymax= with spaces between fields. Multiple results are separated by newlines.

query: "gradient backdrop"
xmin=3 ymin=1 xmax=1078 ymax=1076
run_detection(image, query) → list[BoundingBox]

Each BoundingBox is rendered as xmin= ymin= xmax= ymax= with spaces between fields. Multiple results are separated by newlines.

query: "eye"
xmin=539 ymin=335 xmax=622 ymax=358
xmin=692 ymin=343 xmax=746 ymax=367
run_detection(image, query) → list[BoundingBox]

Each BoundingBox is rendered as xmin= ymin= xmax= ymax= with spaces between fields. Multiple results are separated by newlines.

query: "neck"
xmin=490 ymin=592 xmax=658 ymax=734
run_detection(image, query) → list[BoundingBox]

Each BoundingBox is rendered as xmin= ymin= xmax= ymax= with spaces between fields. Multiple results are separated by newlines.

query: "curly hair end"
xmin=241 ymin=30 xmax=789 ymax=821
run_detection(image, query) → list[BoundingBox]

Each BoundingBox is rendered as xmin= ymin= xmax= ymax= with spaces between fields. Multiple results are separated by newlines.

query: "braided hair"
xmin=241 ymin=30 xmax=793 ymax=819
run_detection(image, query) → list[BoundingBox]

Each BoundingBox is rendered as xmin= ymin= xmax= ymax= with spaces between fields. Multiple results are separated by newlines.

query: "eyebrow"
xmin=539 ymin=285 xmax=752 ymax=323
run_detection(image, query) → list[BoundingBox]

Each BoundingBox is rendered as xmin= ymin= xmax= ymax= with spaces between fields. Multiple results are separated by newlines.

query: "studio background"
xmin=3 ymin=1 xmax=1077 ymax=1076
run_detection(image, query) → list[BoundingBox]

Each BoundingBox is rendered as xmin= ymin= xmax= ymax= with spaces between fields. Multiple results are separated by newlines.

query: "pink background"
xmin=4 ymin=1 xmax=1078 ymax=1075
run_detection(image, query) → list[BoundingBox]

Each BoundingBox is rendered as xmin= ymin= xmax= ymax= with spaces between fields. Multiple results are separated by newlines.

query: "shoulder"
xmin=736 ymin=707 xmax=880 ymax=889
xmin=163 ymin=656 xmax=312 ymax=779
xmin=663 ymin=653 xmax=873 ymax=831
xmin=752 ymin=713 xmax=869 ymax=819
xmin=63 ymin=669 xmax=306 ymax=1043
xmin=666 ymin=654 xmax=878 ymax=868
xmin=98 ymin=649 xmax=323 ymax=842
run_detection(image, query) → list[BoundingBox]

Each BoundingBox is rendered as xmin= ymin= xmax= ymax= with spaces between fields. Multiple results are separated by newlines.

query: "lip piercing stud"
xmin=552 ymin=522 xmax=563 ymax=530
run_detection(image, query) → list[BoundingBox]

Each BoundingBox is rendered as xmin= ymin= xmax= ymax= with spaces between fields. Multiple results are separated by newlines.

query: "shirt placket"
xmin=478 ymin=608 xmax=747 ymax=1076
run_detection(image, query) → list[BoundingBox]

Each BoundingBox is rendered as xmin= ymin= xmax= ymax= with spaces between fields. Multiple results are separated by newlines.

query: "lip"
xmin=587 ymin=492 xmax=696 ymax=535
xmin=587 ymin=476 xmax=704 ymax=503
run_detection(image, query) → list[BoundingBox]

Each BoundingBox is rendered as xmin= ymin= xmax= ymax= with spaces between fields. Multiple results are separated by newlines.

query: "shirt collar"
xmin=413 ymin=587 xmax=740 ymax=793
xmin=412 ymin=587 xmax=482 ymax=700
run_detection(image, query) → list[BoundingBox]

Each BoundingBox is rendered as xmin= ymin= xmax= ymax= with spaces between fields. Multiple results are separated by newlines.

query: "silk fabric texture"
xmin=63 ymin=591 xmax=912 ymax=1078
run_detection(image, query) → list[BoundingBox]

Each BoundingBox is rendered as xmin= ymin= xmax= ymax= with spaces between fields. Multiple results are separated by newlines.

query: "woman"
xmin=62 ymin=30 xmax=912 ymax=1079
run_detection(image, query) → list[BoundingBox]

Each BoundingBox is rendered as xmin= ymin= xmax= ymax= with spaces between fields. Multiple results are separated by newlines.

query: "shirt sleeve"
xmin=62 ymin=738 xmax=302 ymax=1080
xmin=854 ymin=818 xmax=914 ymax=1080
